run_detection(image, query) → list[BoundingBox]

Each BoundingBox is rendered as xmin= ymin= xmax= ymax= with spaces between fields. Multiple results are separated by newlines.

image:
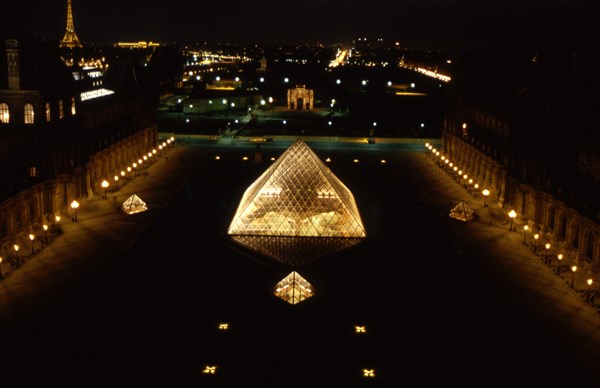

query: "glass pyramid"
xmin=121 ymin=194 xmax=148 ymax=215
xmin=273 ymin=271 xmax=314 ymax=305
xmin=228 ymin=139 xmax=366 ymax=265
xmin=228 ymin=139 xmax=366 ymax=238
xmin=449 ymin=201 xmax=475 ymax=222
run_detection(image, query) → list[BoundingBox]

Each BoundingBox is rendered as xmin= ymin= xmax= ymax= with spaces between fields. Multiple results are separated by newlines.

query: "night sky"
xmin=1 ymin=0 xmax=600 ymax=49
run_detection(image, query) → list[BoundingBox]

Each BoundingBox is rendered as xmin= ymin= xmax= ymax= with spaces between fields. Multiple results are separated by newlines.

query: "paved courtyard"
xmin=1 ymin=137 xmax=599 ymax=386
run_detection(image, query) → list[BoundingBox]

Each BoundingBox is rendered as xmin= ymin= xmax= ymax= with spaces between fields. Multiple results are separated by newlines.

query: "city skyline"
xmin=2 ymin=0 xmax=600 ymax=49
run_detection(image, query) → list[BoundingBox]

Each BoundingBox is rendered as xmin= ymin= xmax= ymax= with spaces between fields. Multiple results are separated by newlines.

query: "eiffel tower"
xmin=59 ymin=0 xmax=82 ymax=49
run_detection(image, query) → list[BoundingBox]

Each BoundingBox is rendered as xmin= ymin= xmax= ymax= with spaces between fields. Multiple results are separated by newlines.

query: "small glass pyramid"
xmin=121 ymin=194 xmax=148 ymax=215
xmin=273 ymin=271 xmax=314 ymax=304
xmin=228 ymin=139 xmax=366 ymax=265
xmin=449 ymin=201 xmax=475 ymax=222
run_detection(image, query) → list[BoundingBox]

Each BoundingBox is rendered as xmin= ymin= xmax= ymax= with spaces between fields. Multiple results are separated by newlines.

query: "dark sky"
xmin=2 ymin=0 xmax=600 ymax=49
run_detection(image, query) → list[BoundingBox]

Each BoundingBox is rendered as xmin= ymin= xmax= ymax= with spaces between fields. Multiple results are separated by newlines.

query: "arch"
xmin=557 ymin=212 xmax=567 ymax=240
xmin=29 ymin=195 xmax=39 ymax=222
xmin=570 ymin=222 xmax=580 ymax=249
xmin=24 ymin=103 xmax=35 ymax=124
xmin=582 ymin=229 xmax=595 ymax=263
xmin=547 ymin=205 xmax=556 ymax=231
xmin=0 ymin=103 xmax=9 ymax=123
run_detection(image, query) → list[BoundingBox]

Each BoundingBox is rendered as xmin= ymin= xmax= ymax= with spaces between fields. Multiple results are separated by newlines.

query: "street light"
xmin=587 ymin=278 xmax=594 ymax=301
xmin=482 ymin=189 xmax=490 ymax=207
xmin=101 ymin=180 xmax=109 ymax=199
xmin=523 ymin=225 xmax=529 ymax=244
xmin=71 ymin=200 xmax=80 ymax=222
xmin=508 ymin=210 xmax=517 ymax=231
xmin=571 ymin=265 xmax=577 ymax=287
xmin=43 ymin=223 xmax=48 ymax=245
xmin=544 ymin=243 xmax=551 ymax=264
xmin=556 ymin=253 xmax=563 ymax=273
xmin=29 ymin=233 xmax=35 ymax=255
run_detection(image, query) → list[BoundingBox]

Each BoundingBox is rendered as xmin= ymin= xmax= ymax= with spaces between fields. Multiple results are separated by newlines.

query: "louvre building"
xmin=441 ymin=49 xmax=600 ymax=272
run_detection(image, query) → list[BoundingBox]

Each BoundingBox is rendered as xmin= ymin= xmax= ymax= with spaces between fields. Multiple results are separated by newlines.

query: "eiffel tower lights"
xmin=59 ymin=0 xmax=82 ymax=49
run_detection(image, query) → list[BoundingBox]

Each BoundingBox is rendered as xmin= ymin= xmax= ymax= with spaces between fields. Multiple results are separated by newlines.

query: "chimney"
xmin=6 ymin=39 xmax=20 ymax=90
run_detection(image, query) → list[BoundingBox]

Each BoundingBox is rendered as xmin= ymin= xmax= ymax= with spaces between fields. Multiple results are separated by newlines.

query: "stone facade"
xmin=287 ymin=85 xmax=314 ymax=110
xmin=441 ymin=50 xmax=600 ymax=271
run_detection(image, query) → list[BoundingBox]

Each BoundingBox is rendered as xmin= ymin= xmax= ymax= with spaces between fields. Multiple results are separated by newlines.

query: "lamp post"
xmin=571 ymin=265 xmax=577 ymax=288
xmin=101 ymin=180 xmax=109 ymax=199
xmin=29 ymin=233 xmax=35 ymax=255
xmin=14 ymin=244 xmax=19 ymax=263
xmin=508 ymin=210 xmax=517 ymax=231
xmin=556 ymin=253 xmax=563 ymax=273
xmin=43 ymin=223 xmax=48 ymax=245
xmin=482 ymin=189 xmax=490 ymax=207
xmin=533 ymin=233 xmax=539 ymax=254
xmin=71 ymin=200 xmax=80 ymax=222
xmin=587 ymin=278 xmax=594 ymax=302
xmin=523 ymin=225 xmax=529 ymax=244
xmin=544 ymin=243 xmax=551 ymax=264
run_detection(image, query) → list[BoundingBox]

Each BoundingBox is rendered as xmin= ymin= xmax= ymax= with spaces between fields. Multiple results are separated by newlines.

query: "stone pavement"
xmin=405 ymin=148 xmax=600 ymax=373
xmin=1 ymin=137 xmax=599 ymax=380
xmin=0 ymin=141 xmax=195 ymax=325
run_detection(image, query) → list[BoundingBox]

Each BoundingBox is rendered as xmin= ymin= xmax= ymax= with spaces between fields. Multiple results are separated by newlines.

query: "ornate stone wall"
xmin=287 ymin=85 xmax=314 ymax=110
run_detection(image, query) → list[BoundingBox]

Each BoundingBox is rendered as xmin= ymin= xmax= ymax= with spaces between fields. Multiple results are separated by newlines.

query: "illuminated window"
xmin=24 ymin=103 xmax=34 ymax=124
xmin=71 ymin=97 xmax=76 ymax=115
xmin=0 ymin=103 xmax=9 ymax=123
xmin=29 ymin=166 xmax=37 ymax=177
xmin=59 ymin=100 xmax=64 ymax=119
xmin=45 ymin=103 xmax=51 ymax=122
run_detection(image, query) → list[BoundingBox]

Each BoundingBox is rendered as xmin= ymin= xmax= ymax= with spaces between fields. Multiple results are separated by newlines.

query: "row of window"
xmin=0 ymin=97 xmax=77 ymax=124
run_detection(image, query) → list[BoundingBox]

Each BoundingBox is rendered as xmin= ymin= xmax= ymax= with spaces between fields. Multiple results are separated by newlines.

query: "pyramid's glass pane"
xmin=273 ymin=271 xmax=314 ymax=305
xmin=449 ymin=202 xmax=474 ymax=222
xmin=122 ymin=195 xmax=148 ymax=214
xmin=228 ymin=139 xmax=366 ymax=238
xmin=231 ymin=235 xmax=364 ymax=267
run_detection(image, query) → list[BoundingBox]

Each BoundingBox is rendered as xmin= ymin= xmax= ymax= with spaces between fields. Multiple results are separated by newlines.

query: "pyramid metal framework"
xmin=59 ymin=0 xmax=82 ymax=49
xmin=273 ymin=271 xmax=314 ymax=305
xmin=228 ymin=139 xmax=366 ymax=266
xmin=449 ymin=201 xmax=475 ymax=222
xmin=122 ymin=194 xmax=148 ymax=215
xmin=228 ymin=139 xmax=366 ymax=238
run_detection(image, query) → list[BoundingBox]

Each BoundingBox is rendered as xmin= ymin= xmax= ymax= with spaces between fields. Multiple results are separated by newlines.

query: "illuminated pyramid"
xmin=273 ymin=271 xmax=314 ymax=305
xmin=121 ymin=194 xmax=148 ymax=215
xmin=228 ymin=139 xmax=366 ymax=266
xmin=449 ymin=201 xmax=475 ymax=222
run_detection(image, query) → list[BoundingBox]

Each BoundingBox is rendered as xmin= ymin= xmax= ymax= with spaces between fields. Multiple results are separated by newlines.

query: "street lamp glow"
xmin=508 ymin=210 xmax=517 ymax=231
xmin=29 ymin=233 xmax=35 ymax=254
xmin=101 ymin=180 xmax=109 ymax=198
xmin=71 ymin=200 xmax=80 ymax=222
xmin=482 ymin=189 xmax=490 ymax=207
